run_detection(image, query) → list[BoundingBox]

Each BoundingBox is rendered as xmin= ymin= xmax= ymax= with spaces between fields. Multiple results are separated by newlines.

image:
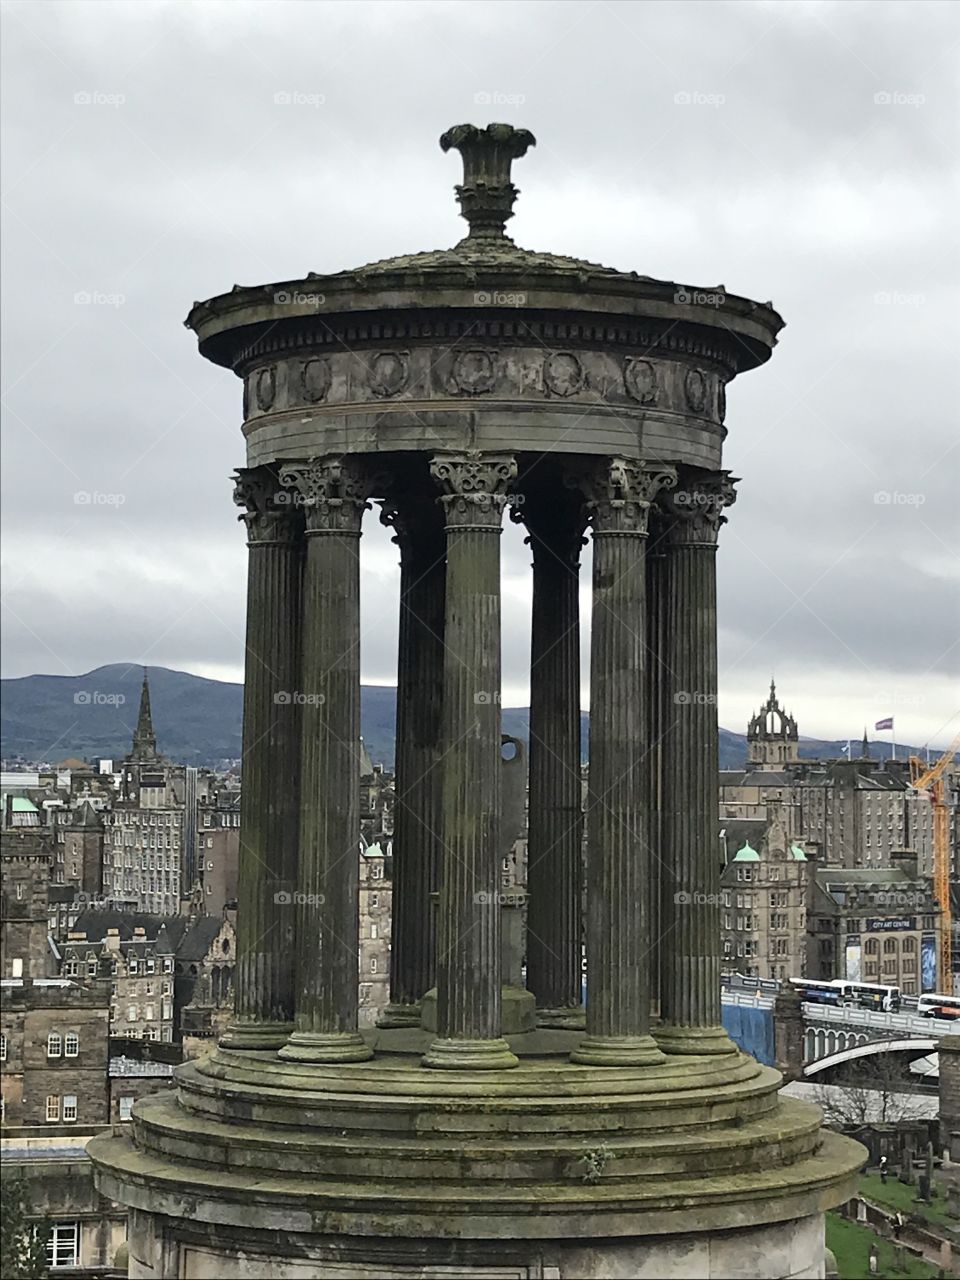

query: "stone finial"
xmin=439 ymin=123 xmax=536 ymax=242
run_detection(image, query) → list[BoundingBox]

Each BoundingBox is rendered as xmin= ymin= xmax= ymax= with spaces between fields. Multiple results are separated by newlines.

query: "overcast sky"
xmin=1 ymin=0 xmax=957 ymax=749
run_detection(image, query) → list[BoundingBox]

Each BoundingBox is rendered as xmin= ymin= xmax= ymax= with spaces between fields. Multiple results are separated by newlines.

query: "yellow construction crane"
xmin=910 ymin=732 xmax=960 ymax=991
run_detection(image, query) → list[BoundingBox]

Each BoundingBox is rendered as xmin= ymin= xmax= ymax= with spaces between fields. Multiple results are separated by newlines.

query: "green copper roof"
xmin=9 ymin=796 xmax=38 ymax=813
xmin=791 ymin=844 xmax=808 ymax=862
xmin=733 ymin=842 xmax=760 ymax=862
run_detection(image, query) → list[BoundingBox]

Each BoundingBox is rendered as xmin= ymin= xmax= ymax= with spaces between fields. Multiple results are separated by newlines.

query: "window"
xmin=64 ymin=1032 xmax=79 ymax=1058
xmin=62 ymin=1095 xmax=77 ymax=1122
xmin=903 ymin=936 xmax=916 ymax=953
xmin=146 ymin=958 xmax=155 ymax=974
xmin=12 ymin=957 xmax=23 ymax=978
xmin=47 ymin=1032 xmax=62 ymax=1058
xmin=370 ymin=893 xmax=379 ymax=908
xmin=164 ymin=957 xmax=174 ymax=973
xmin=47 ymin=1221 xmax=80 ymax=1269
xmin=865 ymin=938 xmax=879 ymax=955
xmin=0 ymin=1033 xmax=5 ymax=1060
xmin=129 ymin=957 xmax=138 ymax=975
xmin=370 ymin=924 xmax=378 ymax=940
xmin=119 ymin=1096 xmax=134 ymax=1121
xmin=883 ymin=937 xmax=897 ymax=955
xmin=45 ymin=1095 xmax=60 ymax=1122
xmin=86 ymin=958 xmax=98 ymax=977
xmin=127 ymin=1005 xmax=138 ymax=1022
xmin=144 ymin=1005 xmax=155 ymax=1021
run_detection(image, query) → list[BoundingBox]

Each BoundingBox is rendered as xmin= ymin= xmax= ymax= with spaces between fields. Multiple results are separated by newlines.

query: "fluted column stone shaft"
xmin=277 ymin=457 xmax=373 ymax=1063
xmin=422 ymin=452 xmax=519 ymax=1071
xmin=378 ymin=496 xmax=446 ymax=1026
xmin=518 ymin=498 xmax=586 ymax=1026
xmin=572 ymin=460 xmax=675 ymax=1068
xmin=656 ymin=469 xmax=738 ymax=1056
xmin=221 ymin=469 xmax=303 ymax=1050
xmin=644 ymin=524 xmax=667 ymax=1019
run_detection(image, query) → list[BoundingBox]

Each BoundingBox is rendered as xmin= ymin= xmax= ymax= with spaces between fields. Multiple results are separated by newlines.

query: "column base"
xmin=570 ymin=1034 xmax=667 ymax=1067
xmin=218 ymin=1020 xmax=294 ymax=1051
xmin=536 ymin=1005 xmax=586 ymax=1030
xmin=654 ymin=1024 xmax=738 ymax=1056
xmin=422 ymin=1037 xmax=519 ymax=1070
xmin=277 ymin=1031 xmax=374 ymax=1063
xmin=376 ymin=1002 xmax=423 ymax=1028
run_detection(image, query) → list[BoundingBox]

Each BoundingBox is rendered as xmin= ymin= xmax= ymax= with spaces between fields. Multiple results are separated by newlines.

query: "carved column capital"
xmin=233 ymin=468 xmax=300 ymax=545
xmin=583 ymin=458 xmax=677 ymax=536
xmin=429 ymin=451 xmax=517 ymax=529
xmin=510 ymin=494 xmax=588 ymax=570
xmin=661 ymin=469 xmax=739 ymax=546
xmin=278 ymin=456 xmax=370 ymax=536
xmin=379 ymin=493 xmax=444 ymax=554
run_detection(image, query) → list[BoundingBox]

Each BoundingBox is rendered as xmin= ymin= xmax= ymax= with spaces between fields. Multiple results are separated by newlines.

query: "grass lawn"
xmin=860 ymin=1171 xmax=959 ymax=1233
xmin=826 ymin=1213 xmax=938 ymax=1279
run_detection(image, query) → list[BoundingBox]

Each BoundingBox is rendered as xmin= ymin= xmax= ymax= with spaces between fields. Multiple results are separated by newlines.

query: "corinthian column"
xmin=377 ymin=492 xmax=446 ymax=1026
xmin=655 ymin=469 xmax=738 ymax=1056
xmin=277 ymin=456 xmax=373 ymax=1063
xmin=422 ymin=451 xmax=519 ymax=1071
xmin=571 ymin=459 xmax=675 ymax=1068
xmin=514 ymin=490 xmax=586 ymax=1028
xmin=221 ymin=468 xmax=303 ymax=1050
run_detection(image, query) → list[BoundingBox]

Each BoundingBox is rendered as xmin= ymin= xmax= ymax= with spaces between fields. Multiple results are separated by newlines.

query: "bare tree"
xmin=813 ymin=1052 xmax=932 ymax=1127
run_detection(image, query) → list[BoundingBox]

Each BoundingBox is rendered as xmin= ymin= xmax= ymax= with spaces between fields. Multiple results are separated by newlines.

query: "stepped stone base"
xmin=88 ymin=1030 xmax=864 ymax=1280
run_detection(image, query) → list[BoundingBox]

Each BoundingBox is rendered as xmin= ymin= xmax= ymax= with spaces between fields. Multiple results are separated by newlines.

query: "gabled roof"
xmin=175 ymin=916 xmax=224 ymax=961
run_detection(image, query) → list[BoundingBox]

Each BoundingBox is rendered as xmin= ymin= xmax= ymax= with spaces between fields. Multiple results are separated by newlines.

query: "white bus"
xmin=790 ymin=978 xmax=900 ymax=1012
xmin=916 ymin=993 xmax=960 ymax=1020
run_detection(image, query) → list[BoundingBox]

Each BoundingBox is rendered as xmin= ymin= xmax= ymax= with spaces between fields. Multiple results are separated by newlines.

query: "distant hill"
xmin=0 ymin=664 xmax=923 ymax=770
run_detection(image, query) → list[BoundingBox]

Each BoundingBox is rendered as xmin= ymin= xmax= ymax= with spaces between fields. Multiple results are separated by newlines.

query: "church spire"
xmin=130 ymin=667 xmax=159 ymax=761
xmin=861 ymin=726 xmax=869 ymax=759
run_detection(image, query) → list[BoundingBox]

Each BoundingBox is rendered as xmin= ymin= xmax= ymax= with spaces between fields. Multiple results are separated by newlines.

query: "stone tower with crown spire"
xmin=747 ymin=679 xmax=801 ymax=768
xmin=129 ymin=668 xmax=160 ymax=762
xmin=90 ymin=125 xmax=862 ymax=1280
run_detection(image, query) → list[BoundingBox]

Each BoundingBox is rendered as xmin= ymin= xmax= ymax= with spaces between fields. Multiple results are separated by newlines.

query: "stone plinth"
xmin=89 ymin=1038 xmax=861 ymax=1279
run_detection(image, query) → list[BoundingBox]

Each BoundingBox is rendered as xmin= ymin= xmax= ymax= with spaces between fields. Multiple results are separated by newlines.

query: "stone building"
xmin=61 ymin=910 xmax=182 ymax=1043
xmin=177 ymin=913 xmax=236 ymax=1056
xmin=0 ymin=977 xmax=110 ymax=1126
xmin=109 ymin=1051 xmax=177 ymax=1124
xmin=806 ymin=860 xmax=940 ymax=995
xmin=720 ymin=810 xmax=810 ymax=981
xmin=91 ymin=124 xmax=862 ymax=1279
xmin=0 ymin=1130 xmax=127 ymax=1274
xmin=747 ymin=680 xmax=800 ymax=768
xmin=358 ymin=842 xmax=391 ymax=1027
xmin=1 ymin=826 xmax=54 ymax=979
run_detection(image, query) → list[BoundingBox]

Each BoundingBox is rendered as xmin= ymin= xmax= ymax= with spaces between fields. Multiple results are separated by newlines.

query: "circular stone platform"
xmin=89 ymin=1032 xmax=863 ymax=1278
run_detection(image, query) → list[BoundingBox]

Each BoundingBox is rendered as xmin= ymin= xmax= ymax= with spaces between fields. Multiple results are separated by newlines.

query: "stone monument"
xmin=90 ymin=123 xmax=863 ymax=1279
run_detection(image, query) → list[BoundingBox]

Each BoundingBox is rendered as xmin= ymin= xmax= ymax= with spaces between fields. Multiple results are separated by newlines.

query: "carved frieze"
xmin=623 ymin=358 xmax=658 ymax=405
xmin=299 ymin=358 xmax=331 ymax=404
xmin=684 ymin=368 xmax=707 ymax=414
xmin=448 ymin=349 xmax=497 ymax=396
xmin=543 ymin=352 xmax=584 ymax=398
xmin=255 ymin=366 xmax=277 ymax=412
xmin=369 ymin=352 xmax=409 ymax=398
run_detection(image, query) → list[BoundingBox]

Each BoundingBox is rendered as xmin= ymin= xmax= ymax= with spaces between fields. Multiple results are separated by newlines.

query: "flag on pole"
xmin=875 ymin=717 xmax=894 ymax=731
